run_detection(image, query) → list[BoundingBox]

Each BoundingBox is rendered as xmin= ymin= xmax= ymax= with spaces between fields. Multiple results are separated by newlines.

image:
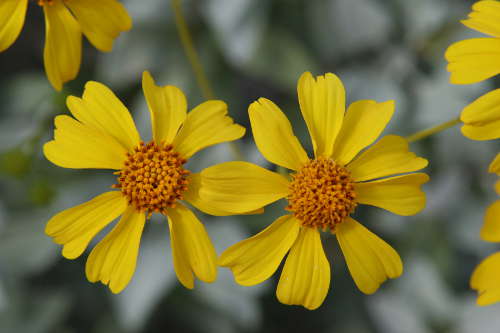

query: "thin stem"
xmin=170 ymin=0 xmax=243 ymax=160
xmin=170 ymin=0 xmax=214 ymax=100
xmin=406 ymin=117 xmax=461 ymax=143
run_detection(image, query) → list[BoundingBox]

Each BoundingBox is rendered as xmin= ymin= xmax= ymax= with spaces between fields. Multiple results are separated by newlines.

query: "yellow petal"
xmin=219 ymin=215 xmax=300 ymax=286
xmin=336 ymin=217 xmax=402 ymax=294
xmin=0 ymin=0 xmax=27 ymax=52
xmin=332 ymin=100 xmax=395 ymax=165
xmin=298 ymin=72 xmax=345 ymax=158
xmin=248 ymin=98 xmax=309 ymax=170
xmin=461 ymin=89 xmax=500 ymax=140
xmin=471 ymin=252 xmax=500 ymax=306
xmin=481 ymin=200 xmax=500 ymax=242
xmin=488 ymin=152 xmax=500 ymax=174
xmin=183 ymin=162 xmax=289 ymax=214
xmin=46 ymin=191 xmax=127 ymax=259
xmin=496 ymin=179 xmax=500 ymax=194
xmin=142 ymin=71 xmax=187 ymax=145
xmin=85 ymin=207 xmax=145 ymax=294
xmin=276 ymin=227 xmax=330 ymax=310
xmin=347 ymin=135 xmax=428 ymax=182
xmin=66 ymin=83 xmax=140 ymax=151
xmin=44 ymin=115 xmax=127 ymax=169
xmin=167 ymin=203 xmax=217 ymax=289
xmin=183 ymin=173 xmax=261 ymax=216
xmin=43 ymin=0 xmax=82 ymax=91
xmin=445 ymin=38 xmax=500 ymax=85
xmin=354 ymin=173 xmax=429 ymax=216
xmin=462 ymin=0 xmax=500 ymax=38
xmin=173 ymin=100 xmax=245 ymax=158
xmin=64 ymin=0 xmax=131 ymax=52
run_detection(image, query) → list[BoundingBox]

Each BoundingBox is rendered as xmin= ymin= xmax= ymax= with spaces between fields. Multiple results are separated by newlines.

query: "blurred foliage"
xmin=1 ymin=0 xmax=500 ymax=332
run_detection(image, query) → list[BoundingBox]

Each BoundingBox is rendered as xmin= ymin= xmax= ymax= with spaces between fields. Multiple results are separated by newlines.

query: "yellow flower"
xmin=44 ymin=71 xmax=245 ymax=293
xmin=0 ymin=0 xmax=131 ymax=91
xmin=191 ymin=72 xmax=429 ymax=310
xmin=445 ymin=0 xmax=500 ymax=85
xmin=471 ymin=153 xmax=500 ymax=305
xmin=460 ymin=89 xmax=500 ymax=140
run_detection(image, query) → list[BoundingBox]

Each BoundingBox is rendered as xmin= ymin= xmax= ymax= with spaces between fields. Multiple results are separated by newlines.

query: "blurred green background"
xmin=1 ymin=0 xmax=500 ymax=332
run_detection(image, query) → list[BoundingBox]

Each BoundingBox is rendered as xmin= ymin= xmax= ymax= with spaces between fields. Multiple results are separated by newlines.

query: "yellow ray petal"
xmin=276 ymin=227 xmax=330 ymax=310
xmin=298 ymin=72 xmax=345 ymax=158
xmin=167 ymin=203 xmax=217 ymax=289
xmin=0 ymin=0 xmax=28 ymax=52
xmin=172 ymin=100 xmax=245 ymax=158
xmin=336 ymin=217 xmax=402 ymax=294
xmin=43 ymin=0 xmax=82 ymax=91
xmin=85 ymin=207 xmax=145 ymax=294
xmin=481 ymin=200 xmax=500 ymax=242
xmin=46 ymin=191 xmax=127 ymax=259
xmin=461 ymin=89 xmax=500 ymax=140
xmin=219 ymin=215 xmax=300 ymax=286
xmin=44 ymin=115 xmax=127 ymax=169
xmin=332 ymin=100 xmax=395 ymax=165
xmin=183 ymin=162 xmax=289 ymax=215
xmin=462 ymin=0 xmax=500 ymax=38
xmin=182 ymin=173 xmax=261 ymax=216
xmin=347 ymin=135 xmax=428 ymax=182
xmin=64 ymin=0 xmax=131 ymax=52
xmin=445 ymin=38 xmax=500 ymax=85
xmin=354 ymin=173 xmax=429 ymax=216
xmin=248 ymin=98 xmax=309 ymax=170
xmin=142 ymin=71 xmax=187 ymax=145
xmin=488 ymin=153 xmax=500 ymax=174
xmin=66 ymin=82 xmax=140 ymax=151
xmin=471 ymin=252 xmax=500 ymax=306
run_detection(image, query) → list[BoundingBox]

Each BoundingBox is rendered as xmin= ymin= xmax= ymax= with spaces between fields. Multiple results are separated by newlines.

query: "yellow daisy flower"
xmin=44 ymin=71 xmax=245 ymax=293
xmin=445 ymin=0 xmax=500 ymax=85
xmin=0 ymin=0 xmax=131 ymax=91
xmin=188 ymin=72 xmax=429 ymax=310
xmin=471 ymin=154 xmax=500 ymax=305
xmin=460 ymin=89 xmax=500 ymax=140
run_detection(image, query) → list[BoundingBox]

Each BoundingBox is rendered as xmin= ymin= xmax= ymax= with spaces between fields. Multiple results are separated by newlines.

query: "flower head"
xmin=195 ymin=72 xmax=429 ymax=309
xmin=0 ymin=0 xmax=132 ymax=91
xmin=445 ymin=0 xmax=500 ymax=85
xmin=471 ymin=153 xmax=500 ymax=305
xmin=44 ymin=71 xmax=245 ymax=293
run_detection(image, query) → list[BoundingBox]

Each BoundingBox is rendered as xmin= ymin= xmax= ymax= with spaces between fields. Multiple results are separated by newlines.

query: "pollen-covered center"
xmin=286 ymin=156 xmax=357 ymax=232
xmin=37 ymin=0 xmax=55 ymax=6
xmin=113 ymin=141 xmax=189 ymax=217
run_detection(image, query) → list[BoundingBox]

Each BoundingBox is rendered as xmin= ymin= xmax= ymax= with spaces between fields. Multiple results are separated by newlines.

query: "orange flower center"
xmin=113 ymin=141 xmax=190 ymax=217
xmin=286 ymin=156 xmax=357 ymax=232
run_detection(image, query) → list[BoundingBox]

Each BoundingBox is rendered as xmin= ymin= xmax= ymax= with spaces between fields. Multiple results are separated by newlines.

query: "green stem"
xmin=171 ymin=0 xmax=214 ymax=100
xmin=406 ymin=117 xmax=461 ymax=143
xmin=170 ymin=0 xmax=243 ymax=160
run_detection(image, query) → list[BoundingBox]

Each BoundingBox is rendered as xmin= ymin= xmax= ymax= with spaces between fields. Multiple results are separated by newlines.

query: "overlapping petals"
xmin=462 ymin=0 xmax=500 ymax=37
xmin=298 ymin=72 xmax=345 ymax=157
xmin=0 ymin=0 xmax=28 ymax=52
xmin=277 ymin=227 xmax=330 ymax=310
xmin=85 ymin=207 xmax=146 ymax=294
xmin=184 ymin=161 xmax=289 ymax=215
xmin=471 ymin=252 xmax=500 ymax=306
xmin=43 ymin=0 xmax=82 ymax=91
xmin=167 ymin=203 xmax=217 ymax=289
xmin=44 ymin=115 xmax=127 ymax=169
